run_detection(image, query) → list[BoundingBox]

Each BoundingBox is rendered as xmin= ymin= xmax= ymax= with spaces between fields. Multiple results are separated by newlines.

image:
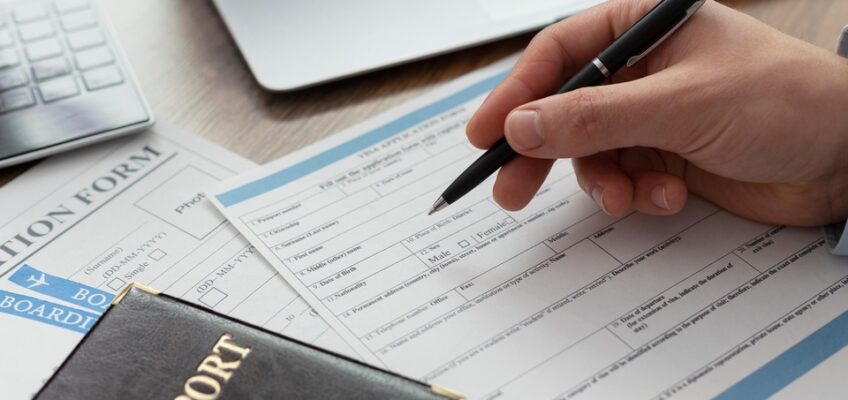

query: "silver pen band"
xmin=591 ymin=57 xmax=610 ymax=77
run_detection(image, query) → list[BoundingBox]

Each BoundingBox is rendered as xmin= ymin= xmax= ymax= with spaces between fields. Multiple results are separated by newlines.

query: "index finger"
xmin=466 ymin=0 xmax=658 ymax=149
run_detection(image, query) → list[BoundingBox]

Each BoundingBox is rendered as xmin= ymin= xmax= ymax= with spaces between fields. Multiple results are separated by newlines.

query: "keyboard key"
xmin=38 ymin=76 xmax=79 ymax=102
xmin=83 ymin=65 xmax=122 ymax=90
xmin=0 ymin=68 xmax=28 ymax=91
xmin=25 ymin=38 xmax=63 ymax=61
xmin=66 ymin=28 xmax=104 ymax=51
xmin=0 ymin=29 xmax=13 ymax=48
xmin=12 ymin=5 xmax=49 ymax=23
xmin=1 ymin=87 xmax=35 ymax=112
xmin=18 ymin=20 xmax=56 ymax=43
xmin=54 ymin=0 xmax=90 ymax=14
xmin=60 ymin=10 xmax=97 ymax=32
xmin=32 ymin=57 xmax=71 ymax=81
xmin=74 ymin=45 xmax=112 ymax=70
xmin=0 ymin=49 xmax=20 ymax=68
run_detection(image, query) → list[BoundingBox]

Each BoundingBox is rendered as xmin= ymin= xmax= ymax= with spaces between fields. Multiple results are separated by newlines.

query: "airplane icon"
xmin=26 ymin=273 xmax=49 ymax=289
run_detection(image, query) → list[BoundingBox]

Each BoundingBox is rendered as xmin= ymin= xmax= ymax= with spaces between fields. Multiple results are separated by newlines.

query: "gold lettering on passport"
xmin=174 ymin=333 xmax=252 ymax=400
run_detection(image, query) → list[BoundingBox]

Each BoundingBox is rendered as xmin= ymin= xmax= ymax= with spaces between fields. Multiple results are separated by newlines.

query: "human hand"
xmin=466 ymin=0 xmax=848 ymax=226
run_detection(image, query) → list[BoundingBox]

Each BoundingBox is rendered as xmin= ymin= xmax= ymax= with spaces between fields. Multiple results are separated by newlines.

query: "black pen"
xmin=428 ymin=0 xmax=705 ymax=215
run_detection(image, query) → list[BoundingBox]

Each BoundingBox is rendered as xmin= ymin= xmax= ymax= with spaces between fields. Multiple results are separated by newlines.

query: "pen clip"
xmin=626 ymin=0 xmax=706 ymax=67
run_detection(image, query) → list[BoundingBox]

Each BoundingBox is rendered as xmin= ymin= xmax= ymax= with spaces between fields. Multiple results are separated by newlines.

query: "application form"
xmin=0 ymin=125 xmax=348 ymax=399
xmin=213 ymin=59 xmax=848 ymax=399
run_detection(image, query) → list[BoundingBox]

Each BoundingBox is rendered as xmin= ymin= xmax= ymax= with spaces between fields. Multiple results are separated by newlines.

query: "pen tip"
xmin=428 ymin=197 xmax=448 ymax=216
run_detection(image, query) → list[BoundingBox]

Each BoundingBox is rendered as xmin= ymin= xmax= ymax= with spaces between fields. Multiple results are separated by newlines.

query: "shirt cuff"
xmin=826 ymin=222 xmax=848 ymax=254
xmin=840 ymin=25 xmax=848 ymax=57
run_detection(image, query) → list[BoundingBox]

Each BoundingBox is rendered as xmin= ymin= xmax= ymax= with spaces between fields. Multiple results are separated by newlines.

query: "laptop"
xmin=0 ymin=0 xmax=152 ymax=168
xmin=213 ymin=0 xmax=606 ymax=92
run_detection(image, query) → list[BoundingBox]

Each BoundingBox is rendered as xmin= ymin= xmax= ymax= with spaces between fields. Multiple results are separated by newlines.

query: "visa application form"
xmin=0 ymin=124 xmax=349 ymax=399
xmin=213 ymin=58 xmax=848 ymax=399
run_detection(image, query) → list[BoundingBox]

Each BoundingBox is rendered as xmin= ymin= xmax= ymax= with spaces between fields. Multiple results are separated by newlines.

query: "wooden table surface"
xmin=1 ymin=0 xmax=846 ymax=186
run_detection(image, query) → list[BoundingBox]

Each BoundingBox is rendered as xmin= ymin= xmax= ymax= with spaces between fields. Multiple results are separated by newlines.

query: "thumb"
xmin=503 ymin=72 xmax=692 ymax=159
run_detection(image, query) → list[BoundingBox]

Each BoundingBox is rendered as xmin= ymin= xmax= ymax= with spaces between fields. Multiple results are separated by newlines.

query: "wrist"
xmin=812 ymin=48 xmax=848 ymax=223
xmin=824 ymin=56 xmax=848 ymax=223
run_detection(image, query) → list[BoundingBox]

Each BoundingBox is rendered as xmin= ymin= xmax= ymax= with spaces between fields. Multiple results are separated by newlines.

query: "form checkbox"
xmin=458 ymin=240 xmax=470 ymax=248
xmin=199 ymin=287 xmax=228 ymax=308
xmin=149 ymin=248 xmax=167 ymax=261
xmin=107 ymin=278 xmax=126 ymax=291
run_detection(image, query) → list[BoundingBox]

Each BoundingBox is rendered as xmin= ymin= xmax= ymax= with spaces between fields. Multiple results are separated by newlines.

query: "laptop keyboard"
xmin=0 ymin=0 xmax=125 ymax=113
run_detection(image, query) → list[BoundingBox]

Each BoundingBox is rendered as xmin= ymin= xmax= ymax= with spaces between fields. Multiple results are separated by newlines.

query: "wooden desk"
xmin=1 ymin=0 xmax=846 ymax=185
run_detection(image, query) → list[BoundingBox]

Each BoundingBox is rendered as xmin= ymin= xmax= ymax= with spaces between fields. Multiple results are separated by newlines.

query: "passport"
xmin=36 ymin=283 xmax=464 ymax=400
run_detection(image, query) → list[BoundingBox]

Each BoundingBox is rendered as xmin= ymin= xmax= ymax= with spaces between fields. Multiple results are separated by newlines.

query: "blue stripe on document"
xmin=216 ymin=70 xmax=508 ymax=207
xmin=9 ymin=264 xmax=114 ymax=313
xmin=0 ymin=289 xmax=99 ymax=334
xmin=715 ymin=309 xmax=848 ymax=400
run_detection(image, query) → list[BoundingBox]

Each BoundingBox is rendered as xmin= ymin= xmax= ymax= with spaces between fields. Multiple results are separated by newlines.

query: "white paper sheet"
xmin=0 ymin=124 xmax=350 ymax=399
xmin=212 ymin=59 xmax=848 ymax=399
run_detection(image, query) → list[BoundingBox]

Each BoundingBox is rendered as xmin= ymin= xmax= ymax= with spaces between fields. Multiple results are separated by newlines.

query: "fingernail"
xmin=507 ymin=110 xmax=544 ymax=150
xmin=591 ymin=186 xmax=609 ymax=214
xmin=480 ymin=91 xmax=494 ymax=108
xmin=651 ymin=185 xmax=671 ymax=210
